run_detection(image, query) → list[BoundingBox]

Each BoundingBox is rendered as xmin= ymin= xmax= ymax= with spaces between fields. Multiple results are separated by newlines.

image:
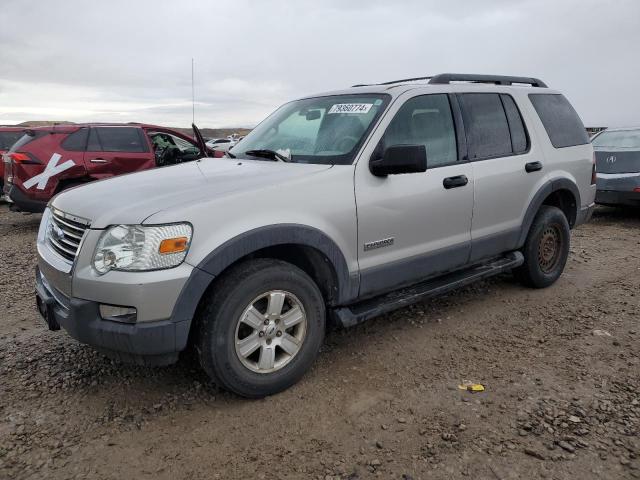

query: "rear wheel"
xmin=514 ymin=205 xmax=570 ymax=288
xmin=196 ymin=259 xmax=325 ymax=398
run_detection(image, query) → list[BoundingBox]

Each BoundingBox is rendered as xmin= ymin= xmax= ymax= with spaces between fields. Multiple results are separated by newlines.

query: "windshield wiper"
xmin=244 ymin=149 xmax=291 ymax=162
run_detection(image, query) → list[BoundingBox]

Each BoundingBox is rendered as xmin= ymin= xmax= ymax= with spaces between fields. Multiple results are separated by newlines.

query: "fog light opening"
xmin=99 ymin=304 xmax=137 ymax=323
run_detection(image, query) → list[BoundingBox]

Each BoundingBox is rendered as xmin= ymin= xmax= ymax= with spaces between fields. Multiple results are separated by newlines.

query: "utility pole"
xmin=191 ymin=58 xmax=195 ymax=124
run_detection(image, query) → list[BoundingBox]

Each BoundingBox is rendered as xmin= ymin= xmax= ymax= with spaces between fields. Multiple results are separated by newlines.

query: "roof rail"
xmin=428 ymin=73 xmax=547 ymax=88
xmin=352 ymin=73 xmax=547 ymax=88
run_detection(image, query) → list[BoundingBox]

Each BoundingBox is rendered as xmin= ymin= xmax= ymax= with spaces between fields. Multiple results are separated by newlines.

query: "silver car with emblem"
xmin=35 ymin=73 xmax=596 ymax=397
xmin=592 ymin=127 xmax=640 ymax=207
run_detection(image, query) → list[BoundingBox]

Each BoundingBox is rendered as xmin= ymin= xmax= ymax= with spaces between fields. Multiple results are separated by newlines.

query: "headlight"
xmin=93 ymin=223 xmax=192 ymax=274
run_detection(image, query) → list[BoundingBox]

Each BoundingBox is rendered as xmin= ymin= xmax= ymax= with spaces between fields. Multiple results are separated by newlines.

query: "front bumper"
xmin=36 ymin=267 xmax=189 ymax=365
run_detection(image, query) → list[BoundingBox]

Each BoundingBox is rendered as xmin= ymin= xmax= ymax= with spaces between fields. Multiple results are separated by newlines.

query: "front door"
xmin=355 ymin=93 xmax=474 ymax=298
xmin=83 ymin=126 xmax=155 ymax=179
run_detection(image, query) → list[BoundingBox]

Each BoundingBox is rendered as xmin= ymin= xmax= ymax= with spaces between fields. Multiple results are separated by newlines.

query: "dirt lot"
xmin=0 ymin=203 xmax=638 ymax=480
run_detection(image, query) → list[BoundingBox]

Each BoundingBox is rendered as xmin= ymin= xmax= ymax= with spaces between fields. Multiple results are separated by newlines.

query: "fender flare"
xmin=517 ymin=178 xmax=581 ymax=247
xmin=169 ymin=224 xmax=356 ymax=334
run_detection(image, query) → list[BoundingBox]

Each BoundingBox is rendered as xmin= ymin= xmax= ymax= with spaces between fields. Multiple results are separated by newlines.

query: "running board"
xmin=332 ymin=251 xmax=524 ymax=328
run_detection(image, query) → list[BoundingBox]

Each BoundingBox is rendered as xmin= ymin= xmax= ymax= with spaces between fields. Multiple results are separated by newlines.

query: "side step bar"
xmin=332 ymin=251 xmax=524 ymax=328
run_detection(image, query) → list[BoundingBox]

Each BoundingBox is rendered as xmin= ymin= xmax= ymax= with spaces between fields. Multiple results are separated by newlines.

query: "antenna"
xmin=191 ymin=58 xmax=195 ymax=124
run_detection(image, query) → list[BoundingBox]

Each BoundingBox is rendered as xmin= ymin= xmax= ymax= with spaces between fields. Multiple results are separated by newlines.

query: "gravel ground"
xmin=0 ymin=203 xmax=638 ymax=480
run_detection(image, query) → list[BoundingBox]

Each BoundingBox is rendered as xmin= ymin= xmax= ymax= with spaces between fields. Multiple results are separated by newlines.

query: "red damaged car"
xmin=0 ymin=127 xmax=26 ymax=193
xmin=3 ymin=123 xmax=209 ymax=212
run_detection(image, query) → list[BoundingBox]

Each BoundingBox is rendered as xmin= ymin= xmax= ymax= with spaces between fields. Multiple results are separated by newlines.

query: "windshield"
xmin=231 ymin=94 xmax=390 ymax=165
xmin=592 ymin=129 xmax=640 ymax=149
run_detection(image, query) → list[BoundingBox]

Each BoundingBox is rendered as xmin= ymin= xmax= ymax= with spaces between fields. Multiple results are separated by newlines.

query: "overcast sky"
xmin=1 ymin=0 xmax=638 ymax=128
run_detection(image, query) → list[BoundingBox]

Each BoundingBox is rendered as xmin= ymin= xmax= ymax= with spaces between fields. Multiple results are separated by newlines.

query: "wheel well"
xmin=200 ymin=244 xmax=340 ymax=307
xmin=186 ymin=244 xmax=341 ymax=349
xmin=249 ymin=244 xmax=339 ymax=305
xmin=542 ymin=189 xmax=577 ymax=228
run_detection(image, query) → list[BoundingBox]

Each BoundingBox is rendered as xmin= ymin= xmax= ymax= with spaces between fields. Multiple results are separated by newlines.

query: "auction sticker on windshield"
xmin=328 ymin=103 xmax=373 ymax=114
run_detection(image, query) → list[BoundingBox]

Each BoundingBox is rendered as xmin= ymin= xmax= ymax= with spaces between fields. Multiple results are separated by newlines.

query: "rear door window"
xmin=528 ymin=94 xmax=588 ymax=148
xmin=458 ymin=93 xmax=512 ymax=160
xmin=90 ymin=127 xmax=148 ymax=153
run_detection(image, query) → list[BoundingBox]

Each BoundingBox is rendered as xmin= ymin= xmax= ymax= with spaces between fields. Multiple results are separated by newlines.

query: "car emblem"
xmin=606 ymin=155 xmax=617 ymax=164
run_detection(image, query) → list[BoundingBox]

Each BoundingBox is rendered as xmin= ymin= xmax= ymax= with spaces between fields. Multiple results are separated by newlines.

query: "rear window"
xmin=528 ymin=94 xmax=588 ymax=148
xmin=7 ymin=131 xmax=48 ymax=153
xmin=87 ymin=127 xmax=148 ymax=153
xmin=592 ymin=130 xmax=640 ymax=149
xmin=0 ymin=131 xmax=24 ymax=151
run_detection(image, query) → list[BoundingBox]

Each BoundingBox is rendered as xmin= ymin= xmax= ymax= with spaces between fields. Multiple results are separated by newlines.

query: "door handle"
xmin=90 ymin=158 xmax=108 ymax=164
xmin=525 ymin=161 xmax=543 ymax=173
xmin=443 ymin=175 xmax=468 ymax=189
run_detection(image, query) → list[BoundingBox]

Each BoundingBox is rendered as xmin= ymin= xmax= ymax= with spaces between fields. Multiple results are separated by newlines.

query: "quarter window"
xmin=529 ymin=94 xmax=589 ymax=148
xmin=458 ymin=93 xmax=512 ymax=160
xmin=383 ymin=94 xmax=457 ymax=168
xmin=61 ymin=128 xmax=88 ymax=152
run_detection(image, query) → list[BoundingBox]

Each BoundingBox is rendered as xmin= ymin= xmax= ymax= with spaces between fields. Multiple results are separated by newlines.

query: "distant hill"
xmin=5 ymin=121 xmax=252 ymax=140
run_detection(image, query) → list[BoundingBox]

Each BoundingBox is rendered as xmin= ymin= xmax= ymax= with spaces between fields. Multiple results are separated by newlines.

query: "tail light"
xmin=634 ymin=187 xmax=640 ymax=193
xmin=8 ymin=152 xmax=40 ymax=164
xmin=591 ymin=152 xmax=597 ymax=185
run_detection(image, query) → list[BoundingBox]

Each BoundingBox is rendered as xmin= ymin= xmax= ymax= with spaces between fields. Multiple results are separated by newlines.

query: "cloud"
xmin=0 ymin=0 xmax=638 ymax=127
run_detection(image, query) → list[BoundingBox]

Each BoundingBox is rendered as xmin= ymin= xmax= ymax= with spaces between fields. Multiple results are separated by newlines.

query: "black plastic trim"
xmin=358 ymin=241 xmax=470 ymax=300
xmin=194 ymin=224 xmax=357 ymax=304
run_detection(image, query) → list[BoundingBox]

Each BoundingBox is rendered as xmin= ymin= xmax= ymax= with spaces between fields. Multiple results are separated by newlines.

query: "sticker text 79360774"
xmin=328 ymin=103 xmax=373 ymax=114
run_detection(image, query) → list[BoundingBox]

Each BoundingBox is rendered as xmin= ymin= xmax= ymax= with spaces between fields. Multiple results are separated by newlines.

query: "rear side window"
xmin=458 ymin=93 xmax=512 ymax=160
xmin=87 ymin=127 xmax=148 ymax=153
xmin=0 ymin=131 xmax=24 ymax=150
xmin=61 ymin=128 xmax=88 ymax=151
xmin=529 ymin=94 xmax=588 ymax=148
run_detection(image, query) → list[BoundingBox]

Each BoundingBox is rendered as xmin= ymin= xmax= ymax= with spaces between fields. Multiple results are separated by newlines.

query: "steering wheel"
xmin=336 ymin=135 xmax=359 ymax=152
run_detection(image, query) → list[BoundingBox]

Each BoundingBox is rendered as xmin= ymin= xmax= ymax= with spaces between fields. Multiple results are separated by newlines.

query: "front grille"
xmin=47 ymin=209 xmax=90 ymax=262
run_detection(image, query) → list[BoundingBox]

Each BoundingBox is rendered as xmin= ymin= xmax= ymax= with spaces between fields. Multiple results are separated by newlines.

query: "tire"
xmin=196 ymin=258 xmax=325 ymax=398
xmin=514 ymin=205 xmax=571 ymax=288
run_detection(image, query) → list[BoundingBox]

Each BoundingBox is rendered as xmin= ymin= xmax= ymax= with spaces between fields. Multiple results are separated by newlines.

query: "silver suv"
xmin=35 ymin=74 xmax=596 ymax=397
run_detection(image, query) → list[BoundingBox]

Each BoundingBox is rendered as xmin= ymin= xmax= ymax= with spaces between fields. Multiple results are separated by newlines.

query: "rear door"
xmin=460 ymin=92 xmax=541 ymax=262
xmin=83 ymin=126 xmax=155 ymax=179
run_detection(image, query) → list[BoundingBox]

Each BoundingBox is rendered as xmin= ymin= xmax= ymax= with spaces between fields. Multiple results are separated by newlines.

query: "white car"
xmin=205 ymin=137 xmax=236 ymax=152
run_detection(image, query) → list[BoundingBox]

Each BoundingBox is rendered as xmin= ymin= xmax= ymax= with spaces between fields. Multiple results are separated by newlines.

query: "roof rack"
xmin=429 ymin=73 xmax=547 ymax=88
xmin=352 ymin=73 xmax=547 ymax=88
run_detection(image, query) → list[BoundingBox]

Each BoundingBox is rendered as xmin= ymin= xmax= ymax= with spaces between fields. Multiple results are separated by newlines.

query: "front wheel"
xmin=196 ymin=259 xmax=325 ymax=398
xmin=514 ymin=205 xmax=571 ymax=288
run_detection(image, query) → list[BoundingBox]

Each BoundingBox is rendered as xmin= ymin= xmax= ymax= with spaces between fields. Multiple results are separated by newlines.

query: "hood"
xmin=50 ymin=158 xmax=331 ymax=228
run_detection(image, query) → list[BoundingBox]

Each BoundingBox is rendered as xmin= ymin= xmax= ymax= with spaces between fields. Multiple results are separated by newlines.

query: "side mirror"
xmin=369 ymin=144 xmax=427 ymax=177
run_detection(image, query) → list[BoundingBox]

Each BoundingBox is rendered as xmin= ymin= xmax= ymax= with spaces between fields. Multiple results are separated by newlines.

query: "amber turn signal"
xmin=158 ymin=237 xmax=189 ymax=254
